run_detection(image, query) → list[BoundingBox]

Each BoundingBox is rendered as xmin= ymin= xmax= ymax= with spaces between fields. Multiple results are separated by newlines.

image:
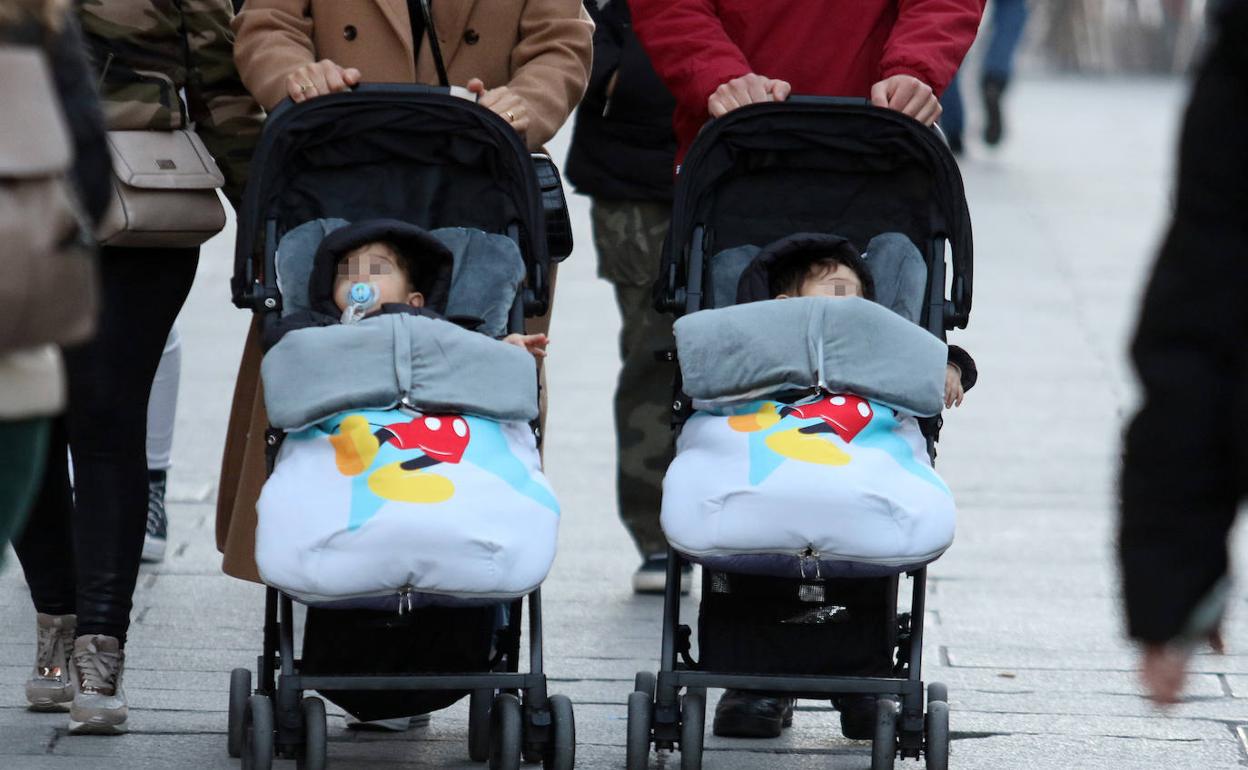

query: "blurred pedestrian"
xmin=218 ymin=0 xmax=593 ymax=583
xmin=10 ymin=0 xmax=261 ymax=734
xmin=565 ymin=0 xmax=682 ymax=594
xmin=141 ymin=325 xmax=182 ymax=564
xmin=0 ymin=0 xmax=110 ymax=556
xmin=941 ymin=0 xmax=1030 ymax=154
xmin=1119 ymin=0 xmax=1248 ymax=706
xmin=630 ymin=0 xmax=983 ymax=741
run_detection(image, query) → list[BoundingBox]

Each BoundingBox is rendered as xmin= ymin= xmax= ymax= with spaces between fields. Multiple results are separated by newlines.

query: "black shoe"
xmin=141 ymin=470 xmax=168 ymax=563
xmin=981 ymin=75 xmax=1007 ymax=146
xmin=834 ymin=694 xmax=877 ymax=740
xmin=946 ymin=132 xmax=964 ymax=156
xmin=712 ymin=690 xmax=795 ymax=738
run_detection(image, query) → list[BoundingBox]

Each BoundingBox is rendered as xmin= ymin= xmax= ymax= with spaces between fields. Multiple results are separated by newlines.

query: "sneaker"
xmin=344 ymin=713 xmax=432 ymax=731
xmin=981 ymin=75 xmax=1006 ymax=146
xmin=26 ymin=613 xmax=77 ymax=711
xmin=141 ymin=470 xmax=168 ymax=563
xmin=631 ymin=554 xmax=693 ymax=595
xmin=712 ymin=690 xmax=795 ymax=738
xmin=69 ymin=635 xmax=127 ymax=734
xmin=834 ymin=694 xmax=877 ymax=740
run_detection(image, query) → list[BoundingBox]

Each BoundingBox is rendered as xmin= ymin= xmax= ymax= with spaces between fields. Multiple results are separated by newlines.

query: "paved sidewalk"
xmin=4 ymin=76 xmax=1246 ymax=769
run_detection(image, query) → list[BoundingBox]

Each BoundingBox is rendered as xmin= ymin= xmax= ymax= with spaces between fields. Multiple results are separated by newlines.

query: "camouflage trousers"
xmin=591 ymin=199 xmax=676 ymax=558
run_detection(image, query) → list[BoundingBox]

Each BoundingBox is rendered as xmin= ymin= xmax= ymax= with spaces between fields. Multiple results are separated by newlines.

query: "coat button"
xmin=343 ymin=25 xmax=357 ymax=41
xmin=463 ymin=28 xmax=479 ymax=45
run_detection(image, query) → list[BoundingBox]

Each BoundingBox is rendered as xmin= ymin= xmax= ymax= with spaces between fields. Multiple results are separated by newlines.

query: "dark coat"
xmin=1119 ymin=0 xmax=1248 ymax=645
xmin=565 ymin=0 xmax=676 ymax=202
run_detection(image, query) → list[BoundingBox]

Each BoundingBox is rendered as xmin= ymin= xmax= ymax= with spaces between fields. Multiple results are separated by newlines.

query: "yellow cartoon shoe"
xmin=329 ymin=414 xmax=381 ymax=476
xmin=367 ymin=461 xmax=455 ymax=504
xmin=728 ymin=402 xmax=783 ymax=433
xmin=765 ymin=427 xmax=851 ymax=466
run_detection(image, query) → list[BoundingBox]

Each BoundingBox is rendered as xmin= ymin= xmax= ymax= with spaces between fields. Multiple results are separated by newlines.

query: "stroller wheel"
xmin=870 ymin=696 xmax=899 ymax=770
xmin=228 ymin=667 xmax=251 ymax=758
xmin=242 ymin=693 xmax=274 ymax=770
xmin=925 ymin=700 xmax=950 ymax=770
xmin=488 ymin=692 xmax=523 ymax=770
xmin=542 ymin=694 xmax=575 ymax=770
xmin=625 ymin=690 xmax=652 ymax=770
xmin=633 ymin=671 xmax=656 ymax=701
xmin=296 ymin=696 xmax=327 ymax=770
xmin=679 ymin=691 xmax=706 ymax=770
xmin=469 ymin=688 xmax=494 ymax=762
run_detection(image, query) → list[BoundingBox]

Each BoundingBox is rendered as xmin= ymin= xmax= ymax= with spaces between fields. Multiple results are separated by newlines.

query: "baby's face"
xmin=797 ymin=263 xmax=863 ymax=299
xmin=332 ymin=242 xmax=424 ymax=311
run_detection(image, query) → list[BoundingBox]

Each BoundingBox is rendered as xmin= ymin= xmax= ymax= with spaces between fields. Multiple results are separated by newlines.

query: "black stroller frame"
xmin=627 ymin=97 xmax=973 ymax=770
xmin=226 ymin=85 xmax=574 ymax=770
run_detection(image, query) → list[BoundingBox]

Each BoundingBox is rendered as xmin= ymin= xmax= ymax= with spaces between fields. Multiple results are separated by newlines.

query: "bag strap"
xmin=419 ymin=0 xmax=450 ymax=88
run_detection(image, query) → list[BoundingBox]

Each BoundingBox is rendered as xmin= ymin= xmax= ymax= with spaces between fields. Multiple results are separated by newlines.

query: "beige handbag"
xmin=0 ymin=46 xmax=97 ymax=353
xmin=96 ymin=129 xmax=227 ymax=248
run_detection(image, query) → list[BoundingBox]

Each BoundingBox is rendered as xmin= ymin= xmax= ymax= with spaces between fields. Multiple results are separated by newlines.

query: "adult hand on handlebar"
xmin=707 ymin=73 xmax=792 ymax=118
xmin=468 ymin=78 xmax=532 ymax=139
xmin=870 ymin=74 xmax=942 ymax=125
xmin=286 ymin=59 xmax=361 ymax=103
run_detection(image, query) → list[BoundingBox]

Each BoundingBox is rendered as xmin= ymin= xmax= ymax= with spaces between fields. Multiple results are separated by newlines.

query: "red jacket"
xmin=629 ymin=0 xmax=984 ymax=164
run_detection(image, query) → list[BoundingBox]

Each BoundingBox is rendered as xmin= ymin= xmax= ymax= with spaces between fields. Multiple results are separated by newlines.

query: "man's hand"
xmin=944 ymin=363 xmax=964 ymax=408
xmin=707 ymin=73 xmax=792 ymax=118
xmin=870 ymin=74 xmax=941 ymax=125
xmin=1140 ymin=631 xmax=1225 ymax=705
xmin=468 ymin=78 xmax=531 ymax=138
xmin=503 ymin=332 xmax=548 ymax=359
xmin=286 ymin=60 xmax=361 ymax=103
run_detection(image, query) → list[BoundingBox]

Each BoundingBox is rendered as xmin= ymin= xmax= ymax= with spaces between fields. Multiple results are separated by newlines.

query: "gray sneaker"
xmin=26 ymin=613 xmax=77 ymax=711
xmin=69 ymin=635 xmax=127 ymax=734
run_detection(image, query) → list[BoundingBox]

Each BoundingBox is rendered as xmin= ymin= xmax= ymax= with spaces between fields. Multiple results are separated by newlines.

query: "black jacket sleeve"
xmin=947 ymin=345 xmax=977 ymax=391
xmin=1119 ymin=0 xmax=1248 ymax=645
xmin=50 ymin=13 xmax=111 ymax=225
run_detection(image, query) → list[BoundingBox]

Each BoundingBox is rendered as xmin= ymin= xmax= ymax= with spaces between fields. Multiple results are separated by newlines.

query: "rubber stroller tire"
xmin=297 ymin=697 xmax=327 ymax=770
xmin=679 ymin=691 xmax=705 ymax=770
xmin=633 ymin=671 xmax=656 ymax=701
xmin=489 ymin=692 xmax=523 ymax=770
xmin=242 ymin=693 xmax=274 ymax=770
xmin=228 ymin=667 xmax=251 ymax=758
xmin=871 ymin=696 xmax=898 ymax=770
xmin=542 ymin=694 xmax=575 ymax=770
xmin=626 ymin=691 xmax=652 ymax=770
xmin=468 ymin=688 xmax=494 ymax=762
xmin=925 ymin=700 xmax=950 ymax=770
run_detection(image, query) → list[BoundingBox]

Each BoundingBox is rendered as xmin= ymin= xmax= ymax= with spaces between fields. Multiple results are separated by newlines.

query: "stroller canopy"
xmin=667 ymin=98 xmax=973 ymax=329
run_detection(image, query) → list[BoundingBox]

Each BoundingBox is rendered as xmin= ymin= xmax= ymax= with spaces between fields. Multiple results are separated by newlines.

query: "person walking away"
xmin=11 ymin=0 xmax=262 ymax=734
xmin=629 ymin=0 xmax=983 ymax=739
xmin=0 ymin=0 xmax=110 ymax=561
xmin=940 ymin=0 xmax=1029 ymax=154
xmin=1119 ymin=0 xmax=1248 ymax=706
xmin=565 ymin=0 xmax=684 ymax=594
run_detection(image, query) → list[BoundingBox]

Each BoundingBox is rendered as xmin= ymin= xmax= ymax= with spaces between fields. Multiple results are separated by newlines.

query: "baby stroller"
xmin=626 ymin=97 xmax=973 ymax=770
xmin=226 ymin=85 xmax=575 ymax=770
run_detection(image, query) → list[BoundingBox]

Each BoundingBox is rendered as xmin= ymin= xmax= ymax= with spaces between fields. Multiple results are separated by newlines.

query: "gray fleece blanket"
xmin=675 ymin=296 xmax=947 ymax=417
xmin=262 ymin=313 xmax=538 ymax=430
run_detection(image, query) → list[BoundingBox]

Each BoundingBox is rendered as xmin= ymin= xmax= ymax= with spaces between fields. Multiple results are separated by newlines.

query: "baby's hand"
xmin=503 ymin=333 xmax=548 ymax=359
xmin=944 ymin=363 xmax=964 ymax=408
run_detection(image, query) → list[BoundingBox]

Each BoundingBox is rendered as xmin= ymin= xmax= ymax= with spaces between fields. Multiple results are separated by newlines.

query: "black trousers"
xmin=12 ymin=245 xmax=199 ymax=644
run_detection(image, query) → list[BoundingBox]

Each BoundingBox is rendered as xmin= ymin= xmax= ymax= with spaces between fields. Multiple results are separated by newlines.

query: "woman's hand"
xmin=707 ymin=73 xmax=791 ymax=118
xmin=286 ymin=59 xmax=361 ymax=103
xmin=870 ymin=74 xmax=942 ymax=125
xmin=944 ymin=363 xmax=964 ymax=408
xmin=502 ymin=332 xmax=548 ymax=359
xmin=467 ymin=78 xmax=531 ymax=138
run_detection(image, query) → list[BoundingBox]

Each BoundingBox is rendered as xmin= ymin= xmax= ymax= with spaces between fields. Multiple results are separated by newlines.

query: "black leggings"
xmin=12 ymin=246 xmax=199 ymax=644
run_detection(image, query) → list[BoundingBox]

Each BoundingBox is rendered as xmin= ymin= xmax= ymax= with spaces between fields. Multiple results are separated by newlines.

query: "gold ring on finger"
xmin=504 ymin=110 xmax=516 ymax=122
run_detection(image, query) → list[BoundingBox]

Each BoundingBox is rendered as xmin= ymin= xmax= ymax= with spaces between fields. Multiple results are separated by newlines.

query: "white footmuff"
xmin=256 ymin=408 xmax=560 ymax=605
xmin=661 ymin=392 xmax=955 ymax=578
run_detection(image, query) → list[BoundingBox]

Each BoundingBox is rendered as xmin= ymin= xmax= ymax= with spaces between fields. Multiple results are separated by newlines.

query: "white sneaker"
xmin=26 ymin=613 xmax=76 ymax=711
xmin=631 ymin=555 xmax=693 ymax=595
xmin=68 ymin=635 xmax=127 ymax=735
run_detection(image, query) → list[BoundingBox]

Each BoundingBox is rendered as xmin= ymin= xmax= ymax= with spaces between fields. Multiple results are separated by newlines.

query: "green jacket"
xmin=79 ymin=0 xmax=263 ymax=206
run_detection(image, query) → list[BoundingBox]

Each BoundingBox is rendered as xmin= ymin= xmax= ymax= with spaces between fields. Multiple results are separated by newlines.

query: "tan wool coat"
xmin=232 ymin=0 xmax=593 ymax=149
xmin=218 ymin=0 xmax=585 ymax=582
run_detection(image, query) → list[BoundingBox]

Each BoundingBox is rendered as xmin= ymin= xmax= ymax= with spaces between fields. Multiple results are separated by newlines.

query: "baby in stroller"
xmin=660 ymin=230 xmax=971 ymax=741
